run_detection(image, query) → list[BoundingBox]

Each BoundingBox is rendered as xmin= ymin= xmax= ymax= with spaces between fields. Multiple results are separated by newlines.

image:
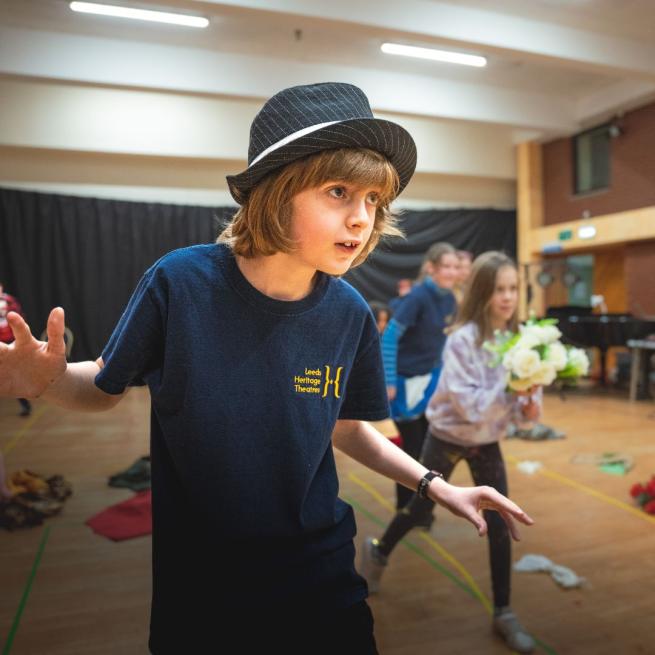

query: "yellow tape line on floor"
xmin=349 ymin=472 xmax=493 ymax=614
xmin=506 ymin=454 xmax=655 ymax=525
xmin=1 ymin=405 xmax=48 ymax=457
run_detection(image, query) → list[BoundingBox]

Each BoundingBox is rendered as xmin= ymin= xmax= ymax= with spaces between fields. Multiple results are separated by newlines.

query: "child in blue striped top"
xmin=381 ymin=242 xmax=458 ymax=510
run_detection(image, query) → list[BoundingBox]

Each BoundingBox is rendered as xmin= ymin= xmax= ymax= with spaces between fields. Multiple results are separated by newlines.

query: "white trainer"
xmin=492 ymin=608 xmax=536 ymax=653
xmin=359 ymin=537 xmax=387 ymax=594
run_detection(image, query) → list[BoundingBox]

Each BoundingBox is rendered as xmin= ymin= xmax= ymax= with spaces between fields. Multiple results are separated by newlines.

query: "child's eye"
xmin=328 ymin=187 xmax=347 ymax=199
xmin=367 ymin=192 xmax=380 ymax=205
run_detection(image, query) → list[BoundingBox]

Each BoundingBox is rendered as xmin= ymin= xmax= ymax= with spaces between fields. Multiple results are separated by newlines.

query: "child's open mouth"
xmin=335 ymin=241 xmax=360 ymax=254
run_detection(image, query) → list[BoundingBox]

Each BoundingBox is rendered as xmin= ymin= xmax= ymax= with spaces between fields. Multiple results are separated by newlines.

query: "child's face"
xmin=376 ymin=310 xmax=389 ymax=334
xmin=397 ymin=279 xmax=412 ymax=296
xmin=456 ymin=256 xmax=472 ymax=283
xmin=427 ymin=253 xmax=459 ymax=289
xmin=489 ymin=265 xmax=518 ymax=324
xmin=289 ymin=181 xmax=379 ymax=276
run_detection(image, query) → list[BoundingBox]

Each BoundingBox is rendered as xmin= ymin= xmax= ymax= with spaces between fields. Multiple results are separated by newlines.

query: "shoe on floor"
xmin=493 ymin=608 xmax=535 ymax=653
xmin=108 ymin=456 xmax=151 ymax=491
xmin=359 ymin=537 xmax=387 ymax=594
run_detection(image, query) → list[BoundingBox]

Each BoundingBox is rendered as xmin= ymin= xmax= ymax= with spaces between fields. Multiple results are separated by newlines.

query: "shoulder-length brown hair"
xmin=218 ymin=148 xmax=402 ymax=268
xmin=449 ymin=251 xmax=519 ymax=345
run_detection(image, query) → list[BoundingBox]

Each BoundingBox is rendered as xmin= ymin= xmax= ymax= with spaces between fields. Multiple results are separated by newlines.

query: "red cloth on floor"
xmin=86 ymin=490 xmax=152 ymax=541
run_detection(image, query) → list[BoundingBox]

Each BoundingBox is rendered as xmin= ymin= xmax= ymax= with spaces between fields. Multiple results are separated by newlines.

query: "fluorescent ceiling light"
xmin=381 ymin=42 xmax=486 ymax=67
xmin=578 ymin=225 xmax=597 ymax=239
xmin=70 ymin=2 xmax=209 ymax=28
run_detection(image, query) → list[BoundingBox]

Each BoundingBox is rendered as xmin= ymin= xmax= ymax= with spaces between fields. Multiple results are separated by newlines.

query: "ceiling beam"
xmin=0 ymin=26 xmax=577 ymax=134
xmin=576 ymin=80 xmax=655 ymax=126
xmin=192 ymin=0 xmax=655 ymax=80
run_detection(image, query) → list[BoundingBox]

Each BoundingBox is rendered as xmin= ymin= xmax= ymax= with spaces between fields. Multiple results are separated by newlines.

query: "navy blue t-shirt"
xmin=393 ymin=278 xmax=456 ymax=377
xmin=95 ymin=244 xmax=388 ymax=649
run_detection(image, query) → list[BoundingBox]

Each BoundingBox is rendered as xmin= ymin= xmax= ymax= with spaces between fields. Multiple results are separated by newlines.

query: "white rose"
xmin=526 ymin=324 xmax=546 ymax=341
xmin=568 ymin=348 xmax=590 ymax=376
xmin=508 ymin=376 xmax=536 ymax=392
xmin=532 ymin=361 xmax=557 ymax=386
xmin=510 ymin=347 xmax=541 ymax=379
xmin=545 ymin=342 xmax=568 ymax=371
xmin=520 ymin=324 xmax=562 ymax=346
xmin=541 ymin=325 xmax=562 ymax=344
xmin=516 ymin=333 xmax=540 ymax=350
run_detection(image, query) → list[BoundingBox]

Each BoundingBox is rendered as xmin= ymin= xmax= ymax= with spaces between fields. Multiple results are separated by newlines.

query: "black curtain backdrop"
xmin=344 ymin=207 xmax=516 ymax=302
xmin=0 ymin=188 xmax=515 ymax=361
xmin=0 ymin=188 xmax=234 ymax=362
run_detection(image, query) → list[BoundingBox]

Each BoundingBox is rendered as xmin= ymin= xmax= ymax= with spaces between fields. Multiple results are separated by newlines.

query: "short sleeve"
xmin=95 ymin=270 xmax=165 ymax=395
xmin=338 ymin=313 xmax=389 ymax=421
xmin=391 ymin=288 xmax=422 ymax=329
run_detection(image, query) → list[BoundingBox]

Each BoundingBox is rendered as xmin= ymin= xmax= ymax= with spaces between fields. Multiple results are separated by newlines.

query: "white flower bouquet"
xmin=484 ymin=315 xmax=590 ymax=392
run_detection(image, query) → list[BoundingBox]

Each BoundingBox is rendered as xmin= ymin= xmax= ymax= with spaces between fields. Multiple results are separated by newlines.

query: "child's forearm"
xmin=333 ymin=419 xmax=533 ymax=539
xmin=333 ymin=419 xmax=427 ymax=493
xmin=41 ymin=360 xmax=125 ymax=412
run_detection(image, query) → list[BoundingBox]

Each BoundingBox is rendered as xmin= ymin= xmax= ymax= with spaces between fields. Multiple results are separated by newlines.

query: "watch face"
xmin=536 ymin=270 xmax=554 ymax=288
xmin=562 ymin=270 xmax=579 ymax=288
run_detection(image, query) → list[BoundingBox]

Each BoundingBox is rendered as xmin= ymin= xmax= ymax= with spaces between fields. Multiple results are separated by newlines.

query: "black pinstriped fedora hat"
xmin=226 ymin=82 xmax=417 ymax=203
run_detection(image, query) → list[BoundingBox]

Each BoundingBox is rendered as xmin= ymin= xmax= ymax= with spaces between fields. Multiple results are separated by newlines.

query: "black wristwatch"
xmin=417 ymin=470 xmax=444 ymax=499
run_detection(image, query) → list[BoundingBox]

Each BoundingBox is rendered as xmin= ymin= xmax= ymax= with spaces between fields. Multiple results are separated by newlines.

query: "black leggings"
xmin=378 ymin=433 xmax=511 ymax=608
xmin=395 ymin=415 xmax=428 ymax=509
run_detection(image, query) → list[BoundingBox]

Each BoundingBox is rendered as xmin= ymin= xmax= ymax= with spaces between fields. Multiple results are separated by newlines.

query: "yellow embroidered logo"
xmin=293 ymin=365 xmax=343 ymax=398
xmin=322 ymin=365 xmax=343 ymax=399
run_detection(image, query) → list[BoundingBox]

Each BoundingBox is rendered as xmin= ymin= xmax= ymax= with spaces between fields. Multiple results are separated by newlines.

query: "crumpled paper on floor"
xmin=516 ymin=460 xmax=543 ymax=475
xmin=514 ymin=554 xmax=586 ymax=589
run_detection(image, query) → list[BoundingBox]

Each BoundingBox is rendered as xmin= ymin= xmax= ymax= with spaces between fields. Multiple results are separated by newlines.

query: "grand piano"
xmin=545 ymin=306 xmax=655 ymax=384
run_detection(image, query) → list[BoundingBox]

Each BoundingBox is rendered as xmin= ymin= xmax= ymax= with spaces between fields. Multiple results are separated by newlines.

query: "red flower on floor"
xmin=646 ymin=478 xmax=655 ymax=497
xmin=630 ymin=475 xmax=655 ymax=513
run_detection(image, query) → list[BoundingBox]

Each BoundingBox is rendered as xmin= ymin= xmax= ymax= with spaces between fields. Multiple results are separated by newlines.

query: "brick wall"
xmin=542 ymin=100 xmax=655 ymax=319
xmin=543 ymin=101 xmax=655 ymax=225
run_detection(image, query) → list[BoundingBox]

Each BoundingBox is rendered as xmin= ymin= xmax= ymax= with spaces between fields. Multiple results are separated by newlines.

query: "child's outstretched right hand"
xmin=0 ymin=307 xmax=68 ymax=399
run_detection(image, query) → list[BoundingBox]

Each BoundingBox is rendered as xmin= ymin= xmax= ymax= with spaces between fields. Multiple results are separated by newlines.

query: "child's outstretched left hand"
xmin=431 ymin=481 xmax=534 ymax=541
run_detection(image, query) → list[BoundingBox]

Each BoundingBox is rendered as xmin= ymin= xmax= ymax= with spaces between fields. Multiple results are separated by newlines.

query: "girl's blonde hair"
xmin=218 ymin=148 xmax=402 ymax=268
xmin=449 ymin=251 xmax=518 ymax=345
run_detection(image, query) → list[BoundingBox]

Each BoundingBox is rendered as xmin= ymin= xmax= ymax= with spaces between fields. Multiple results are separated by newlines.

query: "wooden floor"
xmin=1 ymin=388 xmax=654 ymax=654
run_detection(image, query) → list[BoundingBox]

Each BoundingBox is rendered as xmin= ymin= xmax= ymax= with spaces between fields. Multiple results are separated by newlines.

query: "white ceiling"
xmin=2 ymin=0 xmax=655 ymax=139
xmin=449 ymin=0 xmax=655 ymax=43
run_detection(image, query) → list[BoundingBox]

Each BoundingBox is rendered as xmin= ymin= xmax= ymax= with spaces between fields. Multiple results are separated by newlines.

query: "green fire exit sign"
xmin=558 ymin=229 xmax=573 ymax=241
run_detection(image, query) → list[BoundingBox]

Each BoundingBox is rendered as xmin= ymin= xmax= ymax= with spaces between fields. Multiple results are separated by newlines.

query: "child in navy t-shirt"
xmin=0 ymin=83 xmax=533 ymax=654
